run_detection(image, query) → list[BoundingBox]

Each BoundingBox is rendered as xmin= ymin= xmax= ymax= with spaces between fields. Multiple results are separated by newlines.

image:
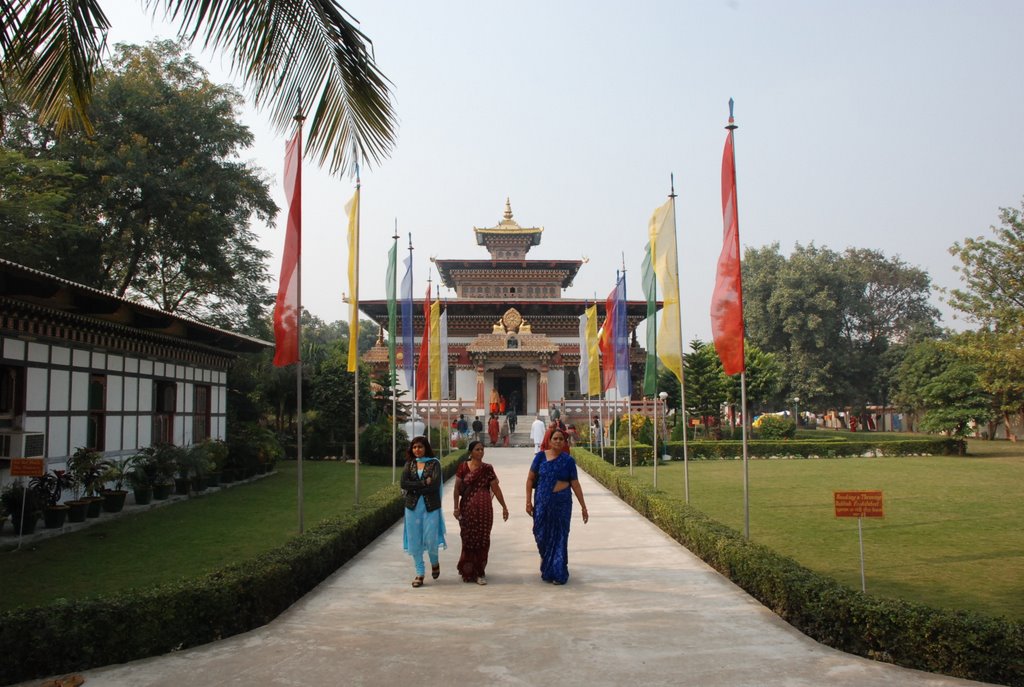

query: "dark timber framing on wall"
xmin=0 ymin=259 xmax=271 ymax=471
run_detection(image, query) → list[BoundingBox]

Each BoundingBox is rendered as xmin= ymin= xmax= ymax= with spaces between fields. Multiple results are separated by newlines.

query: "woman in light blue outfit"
xmin=401 ymin=436 xmax=446 ymax=587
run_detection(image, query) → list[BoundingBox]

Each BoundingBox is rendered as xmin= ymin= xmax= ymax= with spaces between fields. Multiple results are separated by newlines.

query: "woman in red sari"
xmin=453 ymin=440 xmax=509 ymax=584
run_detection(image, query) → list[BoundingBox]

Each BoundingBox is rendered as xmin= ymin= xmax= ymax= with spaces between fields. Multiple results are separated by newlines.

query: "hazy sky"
xmin=107 ymin=0 xmax=1023 ymax=342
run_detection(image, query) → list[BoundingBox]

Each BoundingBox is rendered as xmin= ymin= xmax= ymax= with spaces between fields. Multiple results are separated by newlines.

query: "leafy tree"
xmin=947 ymin=199 xmax=1024 ymax=439
xmin=2 ymin=41 xmax=277 ymax=328
xmin=0 ymin=0 xmax=395 ymax=175
xmin=308 ymin=350 xmax=372 ymax=458
xmin=683 ymin=339 xmax=727 ymax=435
xmin=723 ymin=343 xmax=783 ymax=416
xmin=892 ymin=338 xmax=992 ymax=445
xmin=742 ymin=242 xmax=939 ymax=411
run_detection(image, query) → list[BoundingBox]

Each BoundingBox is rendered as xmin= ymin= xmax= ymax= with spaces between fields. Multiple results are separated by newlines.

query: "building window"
xmin=0 ymin=366 xmax=24 ymax=426
xmin=87 ymin=374 xmax=106 ymax=450
xmin=153 ymin=380 xmax=176 ymax=444
xmin=194 ymin=385 xmax=211 ymax=441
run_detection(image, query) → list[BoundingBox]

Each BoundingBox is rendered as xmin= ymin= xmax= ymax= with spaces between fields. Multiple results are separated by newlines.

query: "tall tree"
xmin=892 ymin=338 xmax=992 ymax=444
xmin=742 ymin=242 xmax=940 ymax=411
xmin=683 ymin=339 xmax=727 ymax=435
xmin=723 ymin=343 xmax=783 ymax=417
xmin=2 ymin=41 xmax=278 ymax=328
xmin=947 ymin=199 xmax=1024 ymax=438
xmin=0 ymin=0 xmax=395 ymax=175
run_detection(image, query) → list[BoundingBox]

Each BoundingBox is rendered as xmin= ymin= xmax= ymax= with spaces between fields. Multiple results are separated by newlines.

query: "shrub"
xmin=359 ymin=419 xmax=408 ymax=466
xmin=755 ymin=415 xmax=796 ymax=439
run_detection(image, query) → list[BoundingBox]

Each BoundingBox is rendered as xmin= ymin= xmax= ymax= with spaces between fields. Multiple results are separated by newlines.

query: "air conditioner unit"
xmin=0 ymin=431 xmax=46 ymax=459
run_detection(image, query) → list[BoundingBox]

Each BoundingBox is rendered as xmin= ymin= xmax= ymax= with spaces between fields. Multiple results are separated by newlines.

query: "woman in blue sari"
xmin=525 ymin=428 xmax=589 ymax=584
xmin=401 ymin=436 xmax=446 ymax=587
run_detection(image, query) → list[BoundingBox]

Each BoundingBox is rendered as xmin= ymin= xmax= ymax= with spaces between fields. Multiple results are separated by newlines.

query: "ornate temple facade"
xmin=360 ymin=201 xmax=652 ymax=420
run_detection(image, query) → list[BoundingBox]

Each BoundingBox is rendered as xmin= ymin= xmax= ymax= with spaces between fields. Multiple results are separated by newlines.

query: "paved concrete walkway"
xmin=58 ymin=447 xmax=991 ymax=687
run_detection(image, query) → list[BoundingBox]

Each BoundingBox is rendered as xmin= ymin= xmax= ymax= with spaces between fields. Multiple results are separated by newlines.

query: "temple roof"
xmin=433 ymin=258 xmax=583 ymax=289
xmin=358 ymin=298 xmax=656 ymax=336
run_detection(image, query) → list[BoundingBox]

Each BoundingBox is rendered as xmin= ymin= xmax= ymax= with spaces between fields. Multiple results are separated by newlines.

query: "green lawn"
xmin=628 ymin=438 xmax=1024 ymax=620
xmin=0 ymin=461 xmax=396 ymax=611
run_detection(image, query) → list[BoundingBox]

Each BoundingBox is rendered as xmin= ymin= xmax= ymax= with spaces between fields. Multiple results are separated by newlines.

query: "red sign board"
xmin=834 ymin=490 xmax=884 ymax=518
xmin=10 ymin=458 xmax=45 ymax=477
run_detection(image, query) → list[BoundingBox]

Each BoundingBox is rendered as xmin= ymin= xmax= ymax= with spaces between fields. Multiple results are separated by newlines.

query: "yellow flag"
xmin=346 ymin=189 xmax=360 ymax=372
xmin=429 ymin=299 xmax=441 ymax=399
xmin=586 ymin=304 xmax=601 ymax=394
xmin=649 ymin=198 xmax=683 ymax=383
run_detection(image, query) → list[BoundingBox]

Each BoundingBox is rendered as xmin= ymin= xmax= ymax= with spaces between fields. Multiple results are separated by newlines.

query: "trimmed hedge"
xmin=0 ymin=452 xmax=464 ymax=685
xmin=619 ymin=437 xmax=964 ymax=460
xmin=573 ymin=449 xmax=1024 ymax=687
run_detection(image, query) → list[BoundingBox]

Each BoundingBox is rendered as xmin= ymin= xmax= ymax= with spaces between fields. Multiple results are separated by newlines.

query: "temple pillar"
xmin=538 ymin=362 xmax=549 ymax=418
xmin=475 ymin=364 xmax=485 ymax=416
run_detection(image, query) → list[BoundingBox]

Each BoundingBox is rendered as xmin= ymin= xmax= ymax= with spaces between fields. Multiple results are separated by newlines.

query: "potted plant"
xmin=172 ymin=449 xmax=193 ymax=496
xmin=199 ymin=439 xmax=228 ymax=488
xmin=68 ymin=447 xmax=109 ymax=518
xmin=99 ymin=455 xmax=133 ymax=512
xmin=62 ymin=469 xmax=88 ymax=522
xmin=181 ymin=445 xmax=211 ymax=493
xmin=29 ymin=470 xmax=72 ymax=528
xmin=144 ymin=443 xmax=181 ymax=500
xmin=127 ymin=451 xmax=157 ymax=505
xmin=0 ymin=481 xmax=43 ymax=535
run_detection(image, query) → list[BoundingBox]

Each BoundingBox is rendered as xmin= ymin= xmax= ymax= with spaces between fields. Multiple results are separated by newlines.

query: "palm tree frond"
xmin=1 ymin=0 xmax=109 ymax=134
xmin=163 ymin=0 xmax=396 ymax=176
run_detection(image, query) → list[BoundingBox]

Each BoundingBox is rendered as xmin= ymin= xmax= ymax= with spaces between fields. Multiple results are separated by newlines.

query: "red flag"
xmin=598 ymin=283 xmax=617 ymax=391
xmin=416 ymin=284 xmax=431 ymax=400
xmin=711 ymin=125 xmax=746 ymax=375
xmin=273 ymin=131 xmax=301 ymax=367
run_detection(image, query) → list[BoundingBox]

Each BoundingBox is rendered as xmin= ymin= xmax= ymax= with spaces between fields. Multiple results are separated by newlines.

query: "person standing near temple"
xmin=472 ymin=416 xmax=484 ymax=443
xmin=498 ymin=413 xmax=511 ymax=447
xmin=531 ymin=415 xmax=546 ymax=452
xmin=506 ymin=405 xmax=517 ymax=433
xmin=488 ymin=414 xmax=500 ymax=446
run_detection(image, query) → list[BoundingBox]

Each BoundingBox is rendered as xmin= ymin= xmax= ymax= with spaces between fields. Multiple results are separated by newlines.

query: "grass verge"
xmin=0 ymin=461 xmax=396 ymax=611
xmin=622 ymin=445 xmax=1024 ymax=621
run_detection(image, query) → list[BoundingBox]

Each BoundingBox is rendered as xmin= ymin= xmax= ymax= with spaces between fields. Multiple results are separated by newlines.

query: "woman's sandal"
xmin=431 ymin=563 xmax=440 ymax=579
xmin=411 ymin=576 xmax=424 ymax=588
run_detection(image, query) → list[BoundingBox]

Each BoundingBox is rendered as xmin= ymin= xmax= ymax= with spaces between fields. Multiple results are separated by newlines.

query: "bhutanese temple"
xmin=360 ymin=200 xmax=656 ymax=422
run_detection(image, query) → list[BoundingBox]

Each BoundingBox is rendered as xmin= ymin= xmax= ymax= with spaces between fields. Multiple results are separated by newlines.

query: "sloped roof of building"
xmin=0 ymin=259 xmax=270 ymax=354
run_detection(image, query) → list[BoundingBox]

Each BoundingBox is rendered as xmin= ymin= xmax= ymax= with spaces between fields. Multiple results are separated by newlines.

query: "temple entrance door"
xmin=494 ymin=369 xmax=526 ymax=417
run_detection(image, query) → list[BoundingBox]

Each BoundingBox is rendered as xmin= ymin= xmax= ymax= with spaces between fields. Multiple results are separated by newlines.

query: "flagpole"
xmin=621 ymin=257 xmax=634 ymax=476
xmin=669 ymin=175 xmax=689 ymax=503
xmin=426 ymin=274 xmax=432 ymax=446
xmin=741 ymin=370 xmax=750 ymax=538
xmin=294 ymin=98 xmax=305 ymax=535
xmin=352 ymin=153 xmax=361 ymax=505
xmin=725 ymin=106 xmax=750 ymax=539
xmin=391 ymin=221 xmax=399 ymax=483
xmin=651 ymin=254 xmax=658 ymax=489
xmin=408 ymin=233 xmax=415 ymax=442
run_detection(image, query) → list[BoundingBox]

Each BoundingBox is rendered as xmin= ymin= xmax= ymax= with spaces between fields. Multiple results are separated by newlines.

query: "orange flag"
xmin=273 ymin=131 xmax=301 ymax=367
xmin=711 ymin=114 xmax=745 ymax=376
